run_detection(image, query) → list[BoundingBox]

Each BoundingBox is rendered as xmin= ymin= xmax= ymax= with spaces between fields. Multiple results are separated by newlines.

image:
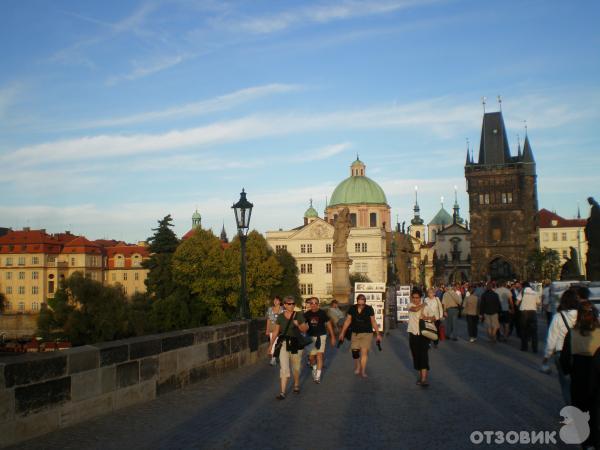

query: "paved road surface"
xmin=14 ymin=318 xmax=569 ymax=450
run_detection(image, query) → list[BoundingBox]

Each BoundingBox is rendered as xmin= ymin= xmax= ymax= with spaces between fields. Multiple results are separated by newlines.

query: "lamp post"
xmin=232 ymin=189 xmax=253 ymax=320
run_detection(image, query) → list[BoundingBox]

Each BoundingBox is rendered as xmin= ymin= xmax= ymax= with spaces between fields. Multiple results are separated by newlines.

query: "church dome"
xmin=329 ymin=157 xmax=388 ymax=206
xmin=192 ymin=210 xmax=201 ymax=220
xmin=429 ymin=207 xmax=452 ymax=226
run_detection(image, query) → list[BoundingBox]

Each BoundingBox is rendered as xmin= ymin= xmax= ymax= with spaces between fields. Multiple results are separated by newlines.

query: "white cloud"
xmin=0 ymin=83 xmax=23 ymax=119
xmin=106 ymin=54 xmax=187 ymax=86
xmin=77 ymin=83 xmax=302 ymax=129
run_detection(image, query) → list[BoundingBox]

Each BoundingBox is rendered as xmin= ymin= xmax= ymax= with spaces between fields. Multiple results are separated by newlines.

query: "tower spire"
xmin=465 ymin=138 xmax=471 ymax=164
xmin=453 ymin=185 xmax=460 ymax=224
xmin=577 ymin=201 xmax=581 ymax=219
xmin=497 ymin=94 xmax=502 ymax=112
xmin=411 ymin=186 xmax=424 ymax=226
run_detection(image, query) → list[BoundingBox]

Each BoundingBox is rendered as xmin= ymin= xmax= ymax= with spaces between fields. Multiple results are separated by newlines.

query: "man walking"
xmin=480 ymin=282 xmax=501 ymax=343
xmin=495 ymin=281 xmax=514 ymax=342
xmin=304 ymin=297 xmax=336 ymax=383
xmin=442 ymin=284 xmax=462 ymax=341
xmin=517 ymin=282 xmax=541 ymax=353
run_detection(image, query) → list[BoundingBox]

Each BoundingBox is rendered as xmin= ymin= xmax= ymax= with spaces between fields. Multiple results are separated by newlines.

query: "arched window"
xmin=416 ymin=231 xmax=421 ymax=239
xmin=370 ymin=212 xmax=377 ymax=227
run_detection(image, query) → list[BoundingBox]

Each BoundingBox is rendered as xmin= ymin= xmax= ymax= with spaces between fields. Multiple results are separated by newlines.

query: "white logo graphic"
xmin=559 ymin=406 xmax=590 ymax=444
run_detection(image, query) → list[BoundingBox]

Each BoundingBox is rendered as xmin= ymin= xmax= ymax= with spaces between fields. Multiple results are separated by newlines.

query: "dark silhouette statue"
xmin=560 ymin=247 xmax=582 ymax=280
xmin=585 ymin=197 xmax=600 ymax=280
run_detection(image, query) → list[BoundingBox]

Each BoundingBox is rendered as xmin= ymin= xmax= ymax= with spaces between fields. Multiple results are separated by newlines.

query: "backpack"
xmin=558 ymin=312 xmax=573 ymax=375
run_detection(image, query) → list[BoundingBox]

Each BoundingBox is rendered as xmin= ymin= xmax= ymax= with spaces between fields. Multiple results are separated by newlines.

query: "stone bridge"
xmin=1 ymin=318 xmax=568 ymax=449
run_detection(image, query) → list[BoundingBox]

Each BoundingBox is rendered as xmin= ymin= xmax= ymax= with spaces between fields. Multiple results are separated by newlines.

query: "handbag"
xmin=297 ymin=332 xmax=314 ymax=350
xmin=273 ymin=313 xmax=294 ymax=358
xmin=419 ymin=314 xmax=438 ymax=341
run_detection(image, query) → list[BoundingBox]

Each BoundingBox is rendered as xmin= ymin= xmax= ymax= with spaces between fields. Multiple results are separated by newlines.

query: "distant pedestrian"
xmin=495 ymin=281 xmax=514 ymax=342
xmin=463 ymin=291 xmax=479 ymax=342
xmin=327 ymin=299 xmax=345 ymax=334
xmin=511 ymin=281 xmax=523 ymax=338
xmin=541 ymin=289 xmax=579 ymax=405
xmin=541 ymin=280 xmax=553 ymax=327
xmin=425 ymin=288 xmax=444 ymax=348
xmin=480 ymin=282 xmax=501 ymax=343
xmin=266 ymin=296 xmax=283 ymax=366
xmin=408 ymin=287 xmax=435 ymax=387
xmin=304 ymin=297 xmax=336 ymax=384
xmin=339 ymin=294 xmax=382 ymax=378
xmin=442 ymin=285 xmax=462 ymax=341
xmin=517 ymin=282 xmax=541 ymax=353
xmin=569 ymin=300 xmax=600 ymax=448
xmin=269 ymin=296 xmax=308 ymax=400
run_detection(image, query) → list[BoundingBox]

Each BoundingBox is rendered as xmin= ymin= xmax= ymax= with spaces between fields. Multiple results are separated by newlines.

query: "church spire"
xmin=522 ymin=134 xmax=535 ymax=163
xmin=220 ymin=222 xmax=228 ymax=243
xmin=192 ymin=208 xmax=201 ymax=229
xmin=465 ymin=138 xmax=471 ymax=165
xmin=411 ymin=186 xmax=424 ymax=225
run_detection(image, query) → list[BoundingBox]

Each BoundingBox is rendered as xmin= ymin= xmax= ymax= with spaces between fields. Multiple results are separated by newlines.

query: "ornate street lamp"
xmin=232 ymin=189 xmax=253 ymax=320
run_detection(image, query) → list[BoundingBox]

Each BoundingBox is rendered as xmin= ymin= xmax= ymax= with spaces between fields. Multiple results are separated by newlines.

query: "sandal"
xmin=276 ymin=393 xmax=286 ymax=400
xmin=293 ymin=386 xmax=300 ymax=394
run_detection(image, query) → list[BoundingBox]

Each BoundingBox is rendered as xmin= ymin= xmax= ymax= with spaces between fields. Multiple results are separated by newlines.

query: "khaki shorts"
xmin=308 ymin=335 xmax=326 ymax=355
xmin=279 ymin=340 xmax=301 ymax=379
xmin=350 ymin=332 xmax=373 ymax=351
xmin=484 ymin=313 xmax=499 ymax=329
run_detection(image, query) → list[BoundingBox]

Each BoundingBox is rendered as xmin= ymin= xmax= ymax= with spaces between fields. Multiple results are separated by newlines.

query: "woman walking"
xmin=269 ymin=296 xmax=308 ymax=400
xmin=464 ymin=290 xmax=480 ymax=342
xmin=408 ymin=288 xmax=436 ymax=387
xmin=266 ymin=296 xmax=283 ymax=366
xmin=339 ymin=294 xmax=382 ymax=378
xmin=425 ymin=288 xmax=444 ymax=348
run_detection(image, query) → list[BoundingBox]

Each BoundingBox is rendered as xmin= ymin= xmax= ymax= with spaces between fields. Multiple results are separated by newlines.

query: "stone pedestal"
xmin=332 ymin=254 xmax=352 ymax=304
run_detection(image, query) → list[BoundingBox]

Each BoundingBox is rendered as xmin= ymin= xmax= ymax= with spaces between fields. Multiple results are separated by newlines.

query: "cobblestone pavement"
xmin=15 ymin=318 xmax=569 ymax=450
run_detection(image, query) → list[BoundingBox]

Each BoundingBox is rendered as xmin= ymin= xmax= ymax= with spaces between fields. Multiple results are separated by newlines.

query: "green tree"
xmin=37 ymin=272 xmax=130 ymax=345
xmin=172 ymin=228 xmax=235 ymax=325
xmin=526 ymin=248 xmax=561 ymax=281
xmin=143 ymin=215 xmax=180 ymax=300
xmin=226 ymin=231 xmax=284 ymax=318
xmin=271 ymin=248 xmax=301 ymax=301
xmin=349 ymin=272 xmax=372 ymax=287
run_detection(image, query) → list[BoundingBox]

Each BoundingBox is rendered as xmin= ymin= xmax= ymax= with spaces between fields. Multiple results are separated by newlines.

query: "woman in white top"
xmin=425 ymin=288 xmax=444 ymax=348
xmin=541 ymin=289 xmax=579 ymax=405
xmin=408 ymin=288 xmax=438 ymax=387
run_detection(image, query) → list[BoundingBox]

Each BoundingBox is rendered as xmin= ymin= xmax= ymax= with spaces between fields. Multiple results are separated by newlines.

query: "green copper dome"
xmin=192 ymin=210 xmax=201 ymax=219
xmin=428 ymin=207 xmax=452 ymax=226
xmin=304 ymin=203 xmax=319 ymax=218
xmin=329 ymin=176 xmax=388 ymax=206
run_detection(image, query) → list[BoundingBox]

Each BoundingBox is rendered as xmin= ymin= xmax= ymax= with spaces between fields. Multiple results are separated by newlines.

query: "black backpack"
xmin=558 ymin=312 xmax=573 ymax=375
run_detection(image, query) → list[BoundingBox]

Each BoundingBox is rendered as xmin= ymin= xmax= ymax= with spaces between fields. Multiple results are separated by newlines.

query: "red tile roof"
xmin=538 ymin=208 xmax=586 ymax=228
xmin=0 ymin=230 xmax=64 ymax=254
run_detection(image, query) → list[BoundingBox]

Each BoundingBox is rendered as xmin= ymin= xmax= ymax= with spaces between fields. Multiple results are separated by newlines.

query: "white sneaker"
xmin=312 ymin=366 xmax=317 ymax=381
xmin=469 ymin=338 xmax=475 ymax=343
xmin=269 ymin=357 xmax=276 ymax=366
xmin=540 ymin=363 xmax=551 ymax=374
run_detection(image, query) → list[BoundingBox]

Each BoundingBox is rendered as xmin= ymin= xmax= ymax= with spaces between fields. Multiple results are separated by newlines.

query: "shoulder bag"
xmin=273 ymin=313 xmax=294 ymax=358
xmin=419 ymin=303 xmax=439 ymax=341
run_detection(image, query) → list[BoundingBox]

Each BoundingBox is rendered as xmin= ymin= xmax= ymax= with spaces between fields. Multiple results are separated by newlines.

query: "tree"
xmin=271 ymin=248 xmax=301 ymax=301
xmin=37 ymin=272 xmax=130 ymax=345
xmin=349 ymin=272 xmax=371 ymax=287
xmin=172 ymin=228 xmax=235 ymax=325
xmin=526 ymin=248 xmax=561 ymax=281
xmin=143 ymin=215 xmax=180 ymax=300
xmin=225 ymin=231 xmax=284 ymax=318
xmin=0 ymin=292 xmax=6 ymax=313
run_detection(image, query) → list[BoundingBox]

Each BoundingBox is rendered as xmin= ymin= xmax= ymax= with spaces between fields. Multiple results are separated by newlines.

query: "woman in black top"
xmin=339 ymin=294 xmax=382 ymax=378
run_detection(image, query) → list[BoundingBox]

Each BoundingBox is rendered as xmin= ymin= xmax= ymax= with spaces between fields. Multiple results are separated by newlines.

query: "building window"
xmin=48 ymin=281 xmax=54 ymax=294
xmin=124 ymin=286 xmax=128 ymax=294
xmin=47 ymin=256 xmax=56 ymax=263
xmin=132 ymin=255 xmax=141 ymax=267
xmin=6 ymin=286 xmax=12 ymax=294
xmin=5 ymin=301 xmax=11 ymax=310
xmin=301 ymin=264 xmax=306 ymax=274
xmin=18 ymin=256 xmax=25 ymax=265
xmin=5 ymin=272 xmax=11 ymax=280
xmin=307 ymin=284 xmax=313 ymax=295
xmin=479 ymin=194 xmax=490 ymax=205
xmin=355 ymin=243 xmax=361 ymax=252
xmin=32 ymin=286 xmax=38 ymax=295
xmin=300 ymin=244 xmax=306 ymax=253
xmin=300 ymin=284 xmax=307 ymax=295
xmin=5 ymin=257 xmax=13 ymax=266
xmin=561 ymin=232 xmax=567 ymax=241
xmin=18 ymin=272 xmax=25 ymax=280
xmin=275 ymin=245 xmax=287 ymax=253
xmin=32 ymin=302 xmax=39 ymax=311
xmin=18 ymin=286 xmax=25 ymax=295
xmin=71 ymin=257 xmax=76 ymax=266
xmin=562 ymin=250 xmax=568 ymax=259
xmin=31 ymin=256 xmax=39 ymax=265
xmin=361 ymin=243 xmax=367 ymax=252
xmin=349 ymin=213 xmax=357 ymax=227
xmin=307 ymin=264 xmax=312 ymax=274
xmin=326 ymin=263 xmax=332 ymax=273
xmin=123 ymin=273 xmax=128 ymax=281
xmin=552 ymin=233 xmax=558 ymax=241
xmin=134 ymin=272 xmax=139 ymax=281
xmin=370 ymin=213 xmax=377 ymax=227
xmin=32 ymin=271 xmax=39 ymax=280
xmin=354 ymin=242 xmax=367 ymax=253
xmin=307 ymin=244 xmax=312 ymax=253
xmin=326 ymin=243 xmax=332 ymax=253
xmin=115 ymin=255 xmax=124 ymax=268
xmin=18 ymin=302 xmax=25 ymax=312
xmin=416 ymin=231 xmax=421 ymax=239
xmin=543 ymin=233 xmax=549 ymax=242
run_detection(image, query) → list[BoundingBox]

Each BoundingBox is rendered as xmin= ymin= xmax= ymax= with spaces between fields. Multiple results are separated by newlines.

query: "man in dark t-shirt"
xmin=480 ymin=283 xmax=501 ymax=343
xmin=304 ymin=297 xmax=336 ymax=383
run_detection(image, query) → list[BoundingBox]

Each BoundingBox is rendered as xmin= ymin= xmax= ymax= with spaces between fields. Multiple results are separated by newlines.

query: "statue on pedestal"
xmin=560 ymin=247 xmax=582 ymax=280
xmin=585 ymin=197 xmax=600 ymax=280
xmin=332 ymin=207 xmax=352 ymax=304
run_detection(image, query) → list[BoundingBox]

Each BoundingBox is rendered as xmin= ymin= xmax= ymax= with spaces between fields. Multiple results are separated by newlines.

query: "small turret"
xmin=192 ymin=209 xmax=201 ymax=229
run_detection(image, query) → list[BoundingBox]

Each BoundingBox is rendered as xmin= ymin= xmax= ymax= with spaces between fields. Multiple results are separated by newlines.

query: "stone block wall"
xmin=0 ymin=319 xmax=267 ymax=448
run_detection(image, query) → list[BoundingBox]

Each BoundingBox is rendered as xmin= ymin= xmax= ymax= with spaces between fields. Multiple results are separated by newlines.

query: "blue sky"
xmin=1 ymin=0 xmax=599 ymax=242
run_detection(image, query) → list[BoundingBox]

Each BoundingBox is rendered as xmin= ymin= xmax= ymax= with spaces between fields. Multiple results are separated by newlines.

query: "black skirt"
xmin=409 ymin=332 xmax=430 ymax=371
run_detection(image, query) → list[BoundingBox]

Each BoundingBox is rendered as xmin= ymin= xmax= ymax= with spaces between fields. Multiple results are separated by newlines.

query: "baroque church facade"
xmin=465 ymin=110 xmax=538 ymax=281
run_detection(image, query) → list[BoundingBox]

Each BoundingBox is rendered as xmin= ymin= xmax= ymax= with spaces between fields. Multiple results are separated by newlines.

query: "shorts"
xmin=308 ymin=335 xmax=326 ymax=355
xmin=350 ymin=332 xmax=373 ymax=351
xmin=279 ymin=340 xmax=301 ymax=378
xmin=484 ymin=314 xmax=499 ymax=329
xmin=499 ymin=311 xmax=509 ymax=324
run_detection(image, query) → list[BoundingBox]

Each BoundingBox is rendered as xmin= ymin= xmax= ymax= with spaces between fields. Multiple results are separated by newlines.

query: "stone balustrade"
xmin=0 ymin=319 xmax=267 ymax=448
